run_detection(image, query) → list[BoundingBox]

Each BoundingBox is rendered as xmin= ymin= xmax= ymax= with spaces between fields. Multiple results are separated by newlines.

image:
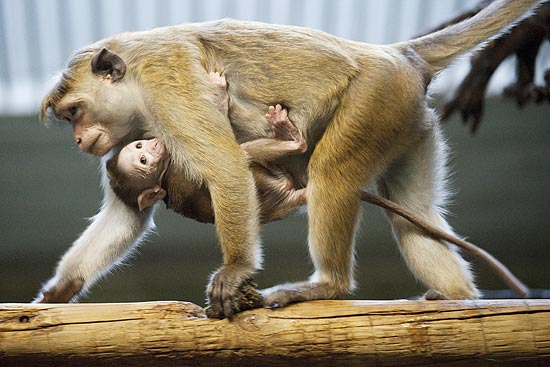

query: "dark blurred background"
xmin=1 ymin=0 xmax=549 ymax=306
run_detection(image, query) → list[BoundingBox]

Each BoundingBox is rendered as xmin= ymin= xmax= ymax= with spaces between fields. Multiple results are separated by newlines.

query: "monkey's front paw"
xmin=206 ymin=266 xmax=263 ymax=319
xmin=33 ymin=277 xmax=84 ymax=303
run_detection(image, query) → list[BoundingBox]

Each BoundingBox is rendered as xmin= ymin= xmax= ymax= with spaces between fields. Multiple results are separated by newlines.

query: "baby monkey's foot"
xmin=208 ymin=71 xmax=227 ymax=90
xmin=266 ymin=104 xmax=299 ymax=141
xmin=208 ymin=71 xmax=229 ymax=115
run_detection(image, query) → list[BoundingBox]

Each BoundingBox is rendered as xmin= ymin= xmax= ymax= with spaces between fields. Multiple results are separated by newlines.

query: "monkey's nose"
xmin=75 ymin=137 xmax=82 ymax=145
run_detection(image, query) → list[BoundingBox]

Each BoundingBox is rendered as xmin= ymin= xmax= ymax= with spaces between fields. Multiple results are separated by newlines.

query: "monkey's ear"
xmin=137 ymin=186 xmax=167 ymax=212
xmin=91 ymin=47 xmax=126 ymax=82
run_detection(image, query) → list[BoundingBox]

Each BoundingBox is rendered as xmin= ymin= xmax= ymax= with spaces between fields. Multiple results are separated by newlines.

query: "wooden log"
xmin=1 ymin=300 xmax=549 ymax=366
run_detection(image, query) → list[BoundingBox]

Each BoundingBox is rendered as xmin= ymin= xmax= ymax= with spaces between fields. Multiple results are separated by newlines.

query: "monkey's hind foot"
xmin=262 ymin=281 xmax=345 ymax=309
xmin=421 ymin=289 xmax=449 ymax=301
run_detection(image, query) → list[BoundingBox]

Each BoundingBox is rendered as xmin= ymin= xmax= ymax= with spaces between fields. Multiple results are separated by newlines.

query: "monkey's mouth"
xmin=84 ymin=133 xmax=110 ymax=156
xmin=86 ymin=134 xmax=101 ymax=152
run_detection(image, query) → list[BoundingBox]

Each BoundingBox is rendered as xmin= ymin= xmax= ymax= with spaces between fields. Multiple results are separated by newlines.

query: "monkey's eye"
xmin=68 ymin=106 xmax=78 ymax=116
xmin=140 ymin=156 xmax=147 ymax=165
xmin=136 ymin=143 xmax=143 ymax=149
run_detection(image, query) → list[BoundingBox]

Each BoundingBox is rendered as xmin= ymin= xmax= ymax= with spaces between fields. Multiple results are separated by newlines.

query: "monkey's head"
xmin=41 ymin=47 xmax=142 ymax=156
xmin=107 ymin=138 xmax=170 ymax=211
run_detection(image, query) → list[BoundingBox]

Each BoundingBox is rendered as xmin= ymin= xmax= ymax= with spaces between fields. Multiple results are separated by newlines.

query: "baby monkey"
xmin=107 ymin=72 xmax=307 ymax=223
xmin=107 ymin=73 xmax=528 ymax=298
xmin=107 ymin=108 xmax=306 ymax=222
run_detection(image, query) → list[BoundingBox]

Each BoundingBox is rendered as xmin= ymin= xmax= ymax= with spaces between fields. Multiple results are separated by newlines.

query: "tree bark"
xmin=1 ymin=300 xmax=549 ymax=366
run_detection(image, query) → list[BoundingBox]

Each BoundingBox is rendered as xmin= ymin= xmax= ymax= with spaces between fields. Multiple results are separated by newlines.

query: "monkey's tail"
xmin=397 ymin=0 xmax=540 ymax=76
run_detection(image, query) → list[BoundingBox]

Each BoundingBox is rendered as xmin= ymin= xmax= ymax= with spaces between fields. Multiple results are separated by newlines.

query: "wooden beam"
xmin=1 ymin=300 xmax=549 ymax=366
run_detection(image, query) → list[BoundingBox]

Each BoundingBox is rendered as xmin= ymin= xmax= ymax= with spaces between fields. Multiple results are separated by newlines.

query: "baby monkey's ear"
xmin=137 ymin=185 xmax=167 ymax=211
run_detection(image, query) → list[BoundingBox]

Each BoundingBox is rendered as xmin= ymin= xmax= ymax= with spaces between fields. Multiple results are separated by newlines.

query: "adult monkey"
xmin=38 ymin=0 xmax=538 ymax=318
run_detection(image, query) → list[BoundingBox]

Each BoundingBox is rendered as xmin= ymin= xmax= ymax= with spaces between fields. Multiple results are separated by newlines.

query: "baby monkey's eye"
xmin=136 ymin=142 xmax=143 ymax=149
xmin=140 ymin=156 xmax=147 ymax=165
xmin=68 ymin=106 xmax=78 ymax=116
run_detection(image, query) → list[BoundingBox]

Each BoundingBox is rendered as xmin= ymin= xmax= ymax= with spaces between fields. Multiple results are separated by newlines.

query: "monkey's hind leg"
xmin=262 ymin=74 xmax=411 ymax=307
xmin=381 ymin=117 xmax=480 ymax=300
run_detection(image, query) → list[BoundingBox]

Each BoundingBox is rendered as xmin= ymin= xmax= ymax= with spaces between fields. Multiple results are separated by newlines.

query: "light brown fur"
xmin=37 ymin=0 xmax=538 ymax=317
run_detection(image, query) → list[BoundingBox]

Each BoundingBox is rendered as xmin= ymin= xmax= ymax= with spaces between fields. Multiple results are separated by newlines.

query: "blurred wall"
xmin=3 ymin=0 xmax=549 ymax=115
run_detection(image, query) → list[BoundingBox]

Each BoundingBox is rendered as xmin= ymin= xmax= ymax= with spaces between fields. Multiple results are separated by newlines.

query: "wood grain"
xmin=1 ymin=300 xmax=549 ymax=366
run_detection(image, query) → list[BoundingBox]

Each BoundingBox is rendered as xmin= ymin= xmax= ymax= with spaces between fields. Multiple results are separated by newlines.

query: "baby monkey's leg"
xmin=242 ymin=105 xmax=308 ymax=222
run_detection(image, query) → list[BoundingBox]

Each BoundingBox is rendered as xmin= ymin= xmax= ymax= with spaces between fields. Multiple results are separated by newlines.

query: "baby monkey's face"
xmin=118 ymin=138 xmax=170 ymax=182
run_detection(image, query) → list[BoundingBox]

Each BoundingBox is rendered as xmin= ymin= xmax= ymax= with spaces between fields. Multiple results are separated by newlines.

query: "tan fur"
xmin=38 ymin=0 xmax=538 ymax=318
